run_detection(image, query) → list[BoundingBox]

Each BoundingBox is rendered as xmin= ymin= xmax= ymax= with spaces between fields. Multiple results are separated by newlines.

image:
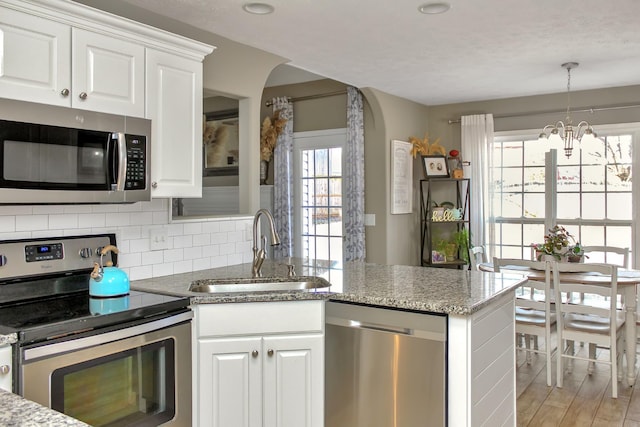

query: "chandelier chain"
xmin=566 ymin=66 xmax=572 ymax=123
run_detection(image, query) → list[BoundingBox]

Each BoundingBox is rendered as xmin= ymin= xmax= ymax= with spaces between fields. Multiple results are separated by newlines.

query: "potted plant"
xmin=453 ymin=228 xmax=470 ymax=263
xmin=531 ymin=225 xmax=580 ymax=261
xmin=566 ymin=242 xmax=587 ymax=263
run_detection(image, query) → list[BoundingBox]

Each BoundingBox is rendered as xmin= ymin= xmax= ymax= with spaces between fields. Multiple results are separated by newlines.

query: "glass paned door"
xmin=294 ymin=130 xmax=346 ymax=263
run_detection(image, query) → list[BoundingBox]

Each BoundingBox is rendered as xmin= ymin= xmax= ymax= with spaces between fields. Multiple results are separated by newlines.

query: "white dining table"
xmin=479 ymin=262 xmax=640 ymax=385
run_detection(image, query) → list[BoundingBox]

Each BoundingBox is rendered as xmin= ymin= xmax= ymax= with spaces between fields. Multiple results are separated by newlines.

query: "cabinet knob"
xmin=60 ymin=88 xmax=70 ymax=97
xmin=0 ymin=365 xmax=9 ymax=375
xmin=79 ymin=92 xmax=88 ymax=100
xmin=267 ymin=349 xmax=274 ymax=357
xmin=151 ymin=181 xmax=158 ymax=189
xmin=252 ymin=350 xmax=259 ymax=358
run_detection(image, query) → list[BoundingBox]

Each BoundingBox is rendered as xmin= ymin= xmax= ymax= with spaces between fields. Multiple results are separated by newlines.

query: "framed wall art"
xmin=203 ymin=109 xmax=239 ymax=177
xmin=390 ymin=140 xmax=413 ymax=214
xmin=422 ymin=155 xmax=449 ymax=178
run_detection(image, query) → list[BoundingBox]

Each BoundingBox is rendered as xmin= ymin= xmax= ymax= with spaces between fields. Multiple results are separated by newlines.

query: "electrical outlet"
xmin=149 ymin=228 xmax=168 ymax=251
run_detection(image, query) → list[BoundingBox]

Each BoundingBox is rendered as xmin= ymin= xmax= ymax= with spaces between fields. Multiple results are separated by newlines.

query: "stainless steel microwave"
xmin=0 ymin=98 xmax=151 ymax=204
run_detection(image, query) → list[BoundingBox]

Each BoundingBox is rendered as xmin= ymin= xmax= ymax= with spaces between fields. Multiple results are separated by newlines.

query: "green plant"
xmin=531 ymin=225 xmax=582 ymax=260
xmin=452 ymin=228 xmax=470 ymax=263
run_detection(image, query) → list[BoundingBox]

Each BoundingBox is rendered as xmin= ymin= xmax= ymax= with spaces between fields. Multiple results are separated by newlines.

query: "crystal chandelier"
xmin=538 ymin=62 xmax=597 ymax=158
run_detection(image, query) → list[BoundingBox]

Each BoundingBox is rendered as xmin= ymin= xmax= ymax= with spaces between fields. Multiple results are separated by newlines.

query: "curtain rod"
xmin=265 ymin=90 xmax=347 ymax=107
xmin=447 ymin=102 xmax=640 ymax=124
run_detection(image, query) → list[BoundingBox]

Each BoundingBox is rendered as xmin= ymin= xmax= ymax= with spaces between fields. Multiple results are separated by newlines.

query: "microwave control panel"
xmin=125 ymin=135 xmax=147 ymax=190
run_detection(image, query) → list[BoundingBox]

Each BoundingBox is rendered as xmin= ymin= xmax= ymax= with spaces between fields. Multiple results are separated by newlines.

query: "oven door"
xmin=20 ymin=311 xmax=192 ymax=427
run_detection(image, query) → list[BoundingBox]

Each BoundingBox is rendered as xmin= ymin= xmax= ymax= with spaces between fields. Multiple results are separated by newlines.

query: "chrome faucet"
xmin=252 ymin=209 xmax=281 ymax=277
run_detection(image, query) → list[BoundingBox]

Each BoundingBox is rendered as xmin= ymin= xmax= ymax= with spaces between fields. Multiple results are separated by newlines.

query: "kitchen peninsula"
xmin=133 ymin=259 xmax=525 ymax=426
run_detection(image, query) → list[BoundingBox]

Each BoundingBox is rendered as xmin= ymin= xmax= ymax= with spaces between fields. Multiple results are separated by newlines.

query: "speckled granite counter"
xmin=131 ymin=259 xmax=525 ymax=315
xmin=0 ymin=333 xmax=16 ymax=346
xmin=0 ymin=389 xmax=90 ymax=426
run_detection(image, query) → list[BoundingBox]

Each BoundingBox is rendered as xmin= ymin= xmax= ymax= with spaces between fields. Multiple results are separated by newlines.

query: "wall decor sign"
xmin=391 ymin=140 xmax=413 ymax=214
xmin=422 ymin=155 xmax=449 ymax=178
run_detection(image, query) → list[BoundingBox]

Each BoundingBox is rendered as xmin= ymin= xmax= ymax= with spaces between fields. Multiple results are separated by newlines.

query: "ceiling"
xmin=117 ymin=0 xmax=640 ymax=106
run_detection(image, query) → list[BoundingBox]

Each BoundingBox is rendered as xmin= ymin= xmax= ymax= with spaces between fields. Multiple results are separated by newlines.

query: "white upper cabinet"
xmin=146 ymin=49 xmax=203 ymax=198
xmin=72 ymin=29 xmax=145 ymax=117
xmin=0 ymin=7 xmax=71 ymax=107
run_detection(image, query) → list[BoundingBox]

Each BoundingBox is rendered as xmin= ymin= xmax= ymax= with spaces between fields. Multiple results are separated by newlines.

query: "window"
xmin=489 ymin=124 xmax=637 ymax=264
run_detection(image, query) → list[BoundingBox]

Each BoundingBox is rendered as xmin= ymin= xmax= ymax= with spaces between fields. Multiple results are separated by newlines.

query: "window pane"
xmin=523 ymin=167 xmax=544 ymax=192
xmin=302 ymin=150 xmax=314 ymax=178
xmin=557 ymin=166 xmax=580 ymax=192
xmin=315 ymin=150 xmax=328 ymax=176
xmin=581 ymin=193 xmax=605 ymax=219
xmin=581 ymin=226 xmax=604 ymax=246
xmin=523 ymin=193 xmax=545 ymax=218
xmin=329 ymin=147 xmax=342 ymax=176
xmin=582 ymin=165 xmax=604 ymax=191
xmin=607 ymin=193 xmax=632 ymax=220
xmin=501 ymin=142 xmax=522 ymax=167
xmin=557 ymin=193 xmax=580 ymax=220
xmin=501 ymin=223 xmax=522 ymax=246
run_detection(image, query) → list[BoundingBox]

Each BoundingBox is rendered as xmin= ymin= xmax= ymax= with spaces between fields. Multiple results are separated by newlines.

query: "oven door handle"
xmin=23 ymin=310 xmax=193 ymax=362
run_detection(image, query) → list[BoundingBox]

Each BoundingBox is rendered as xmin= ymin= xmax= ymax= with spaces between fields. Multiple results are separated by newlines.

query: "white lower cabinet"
xmin=194 ymin=301 xmax=324 ymax=427
xmin=0 ymin=344 xmax=12 ymax=392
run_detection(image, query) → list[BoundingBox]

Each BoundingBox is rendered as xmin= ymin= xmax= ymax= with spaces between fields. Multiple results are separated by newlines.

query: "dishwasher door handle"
xmin=353 ymin=321 xmax=413 ymax=335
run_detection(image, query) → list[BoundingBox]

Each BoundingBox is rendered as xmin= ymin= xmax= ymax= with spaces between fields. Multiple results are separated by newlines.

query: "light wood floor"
xmin=517 ymin=339 xmax=640 ymax=426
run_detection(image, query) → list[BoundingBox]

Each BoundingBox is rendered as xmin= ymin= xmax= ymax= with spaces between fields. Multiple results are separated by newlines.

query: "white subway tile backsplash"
xmin=49 ymin=214 xmax=78 ymax=230
xmin=0 ymin=200 xmax=250 ymax=279
xmin=78 ymin=213 xmax=106 ymax=229
xmin=16 ymin=215 xmax=48 ymax=231
xmin=0 ymin=216 xmax=16 ymax=233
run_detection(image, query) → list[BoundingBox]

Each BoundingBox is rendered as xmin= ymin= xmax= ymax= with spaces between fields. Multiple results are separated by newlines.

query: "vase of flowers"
xmin=532 ymin=225 xmax=582 ymax=262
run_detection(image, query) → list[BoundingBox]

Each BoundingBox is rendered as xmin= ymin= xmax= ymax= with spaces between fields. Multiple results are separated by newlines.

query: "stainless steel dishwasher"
xmin=325 ymin=301 xmax=447 ymax=427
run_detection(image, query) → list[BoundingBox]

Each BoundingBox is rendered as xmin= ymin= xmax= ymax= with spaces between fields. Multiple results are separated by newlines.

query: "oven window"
xmin=50 ymin=338 xmax=176 ymax=427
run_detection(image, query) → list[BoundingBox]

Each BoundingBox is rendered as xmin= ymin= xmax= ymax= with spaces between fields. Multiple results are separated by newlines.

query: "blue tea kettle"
xmin=89 ymin=245 xmax=130 ymax=298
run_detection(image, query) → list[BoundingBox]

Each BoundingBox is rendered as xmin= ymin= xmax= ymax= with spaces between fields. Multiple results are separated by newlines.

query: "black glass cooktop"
xmin=0 ymin=288 xmax=189 ymax=345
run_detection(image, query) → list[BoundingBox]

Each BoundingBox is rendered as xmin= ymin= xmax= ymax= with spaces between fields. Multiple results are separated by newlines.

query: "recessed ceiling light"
xmin=242 ymin=3 xmax=275 ymax=15
xmin=418 ymin=2 xmax=451 ymax=14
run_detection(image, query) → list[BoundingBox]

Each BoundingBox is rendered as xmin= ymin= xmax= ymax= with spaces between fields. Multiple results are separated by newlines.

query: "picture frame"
xmin=422 ymin=155 xmax=449 ymax=178
xmin=203 ymin=109 xmax=239 ymax=177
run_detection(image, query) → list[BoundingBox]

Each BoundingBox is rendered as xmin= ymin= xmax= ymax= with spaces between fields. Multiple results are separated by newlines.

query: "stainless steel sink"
xmin=188 ymin=276 xmax=331 ymax=293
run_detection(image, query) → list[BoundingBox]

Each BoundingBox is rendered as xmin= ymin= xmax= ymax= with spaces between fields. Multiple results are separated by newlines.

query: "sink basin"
xmin=188 ymin=276 xmax=331 ymax=293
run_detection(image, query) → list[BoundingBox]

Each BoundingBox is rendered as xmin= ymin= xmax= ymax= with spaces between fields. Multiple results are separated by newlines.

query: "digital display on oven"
xmin=25 ymin=243 xmax=64 ymax=262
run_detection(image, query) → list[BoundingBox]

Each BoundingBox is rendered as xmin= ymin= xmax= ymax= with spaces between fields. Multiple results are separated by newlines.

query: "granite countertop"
xmin=131 ymin=258 xmax=525 ymax=316
xmin=0 ymin=389 xmax=91 ymax=426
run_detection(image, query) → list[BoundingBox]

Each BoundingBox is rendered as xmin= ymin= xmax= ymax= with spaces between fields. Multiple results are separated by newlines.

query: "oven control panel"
xmin=25 ymin=243 xmax=64 ymax=262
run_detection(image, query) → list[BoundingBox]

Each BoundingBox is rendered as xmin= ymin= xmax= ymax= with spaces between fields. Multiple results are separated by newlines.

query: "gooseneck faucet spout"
xmin=252 ymin=209 xmax=281 ymax=277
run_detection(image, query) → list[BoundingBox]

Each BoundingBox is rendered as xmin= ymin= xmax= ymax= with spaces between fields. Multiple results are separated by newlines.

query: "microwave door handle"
xmin=114 ymin=132 xmax=127 ymax=191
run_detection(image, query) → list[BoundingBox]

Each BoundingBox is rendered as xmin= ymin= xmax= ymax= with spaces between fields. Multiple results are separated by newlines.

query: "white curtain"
xmin=344 ymin=86 xmax=366 ymax=261
xmin=271 ymin=97 xmax=294 ymax=258
xmin=461 ymin=114 xmax=494 ymax=258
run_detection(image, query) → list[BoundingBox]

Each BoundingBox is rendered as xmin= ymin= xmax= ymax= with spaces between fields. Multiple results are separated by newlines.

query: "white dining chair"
xmin=553 ymin=261 xmax=624 ymax=398
xmin=581 ymin=246 xmax=630 ymax=268
xmin=469 ymin=245 xmax=486 ymax=271
xmin=494 ymin=257 xmax=556 ymax=386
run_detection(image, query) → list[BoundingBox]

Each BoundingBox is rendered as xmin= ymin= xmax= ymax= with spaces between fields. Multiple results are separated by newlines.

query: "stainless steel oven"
xmin=0 ymin=234 xmax=191 ymax=427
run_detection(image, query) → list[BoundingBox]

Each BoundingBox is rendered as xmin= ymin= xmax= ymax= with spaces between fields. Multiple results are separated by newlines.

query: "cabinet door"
xmin=198 ymin=337 xmax=262 ymax=427
xmin=0 ymin=7 xmax=71 ymax=106
xmin=72 ymin=28 xmax=144 ymax=117
xmin=146 ymin=49 xmax=203 ymax=198
xmin=263 ymin=334 xmax=324 ymax=427
xmin=0 ymin=344 xmax=11 ymax=392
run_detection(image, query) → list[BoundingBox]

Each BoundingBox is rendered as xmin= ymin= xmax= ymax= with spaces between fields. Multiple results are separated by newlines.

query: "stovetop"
xmin=0 ymin=234 xmax=190 ymax=345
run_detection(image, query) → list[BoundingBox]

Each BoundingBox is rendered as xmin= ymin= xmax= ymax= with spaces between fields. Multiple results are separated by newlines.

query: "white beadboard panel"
xmin=473 ymin=366 xmax=514 ymax=424
xmin=471 ymin=295 xmax=514 ymax=351
xmin=472 ymin=342 xmax=514 ymax=404
xmin=471 ymin=319 xmax=513 ymax=376
xmin=0 ymin=216 xmax=16 ymax=232
xmin=15 ymin=215 xmax=48 ymax=231
xmin=485 ymin=387 xmax=515 ymax=427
